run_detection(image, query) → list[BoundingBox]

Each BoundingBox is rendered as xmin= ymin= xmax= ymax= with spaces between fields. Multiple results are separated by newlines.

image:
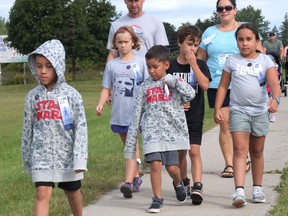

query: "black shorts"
xmin=207 ymin=88 xmax=230 ymax=108
xmin=187 ymin=122 xmax=203 ymax=145
xmin=35 ymin=180 xmax=81 ymax=191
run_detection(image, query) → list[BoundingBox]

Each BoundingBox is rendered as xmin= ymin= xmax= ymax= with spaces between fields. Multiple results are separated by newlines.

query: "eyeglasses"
xmin=216 ymin=5 xmax=234 ymax=13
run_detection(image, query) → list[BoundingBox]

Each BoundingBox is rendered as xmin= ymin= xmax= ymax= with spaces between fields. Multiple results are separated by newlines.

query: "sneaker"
xmin=148 ymin=197 xmax=163 ymax=213
xmin=137 ymin=162 xmax=144 ymax=177
xmin=269 ymin=113 xmax=276 ymax=122
xmin=183 ymin=178 xmax=191 ymax=197
xmin=232 ymin=188 xmax=246 ymax=207
xmin=132 ymin=177 xmax=142 ymax=192
xmin=120 ymin=182 xmax=133 ymax=198
xmin=190 ymin=182 xmax=203 ymax=205
xmin=252 ymin=186 xmax=266 ymax=203
xmin=173 ymin=182 xmax=187 ymax=203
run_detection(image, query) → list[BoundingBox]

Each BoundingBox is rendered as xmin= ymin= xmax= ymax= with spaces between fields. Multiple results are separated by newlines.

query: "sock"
xmin=136 ymin=158 xmax=141 ymax=164
xmin=235 ymin=187 xmax=245 ymax=195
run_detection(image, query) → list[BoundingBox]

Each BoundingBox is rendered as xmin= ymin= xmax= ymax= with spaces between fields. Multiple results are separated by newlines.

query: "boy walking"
xmin=21 ymin=39 xmax=88 ymax=216
xmin=123 ymin=45 xmax=195 ymax=213
xmin=167 ymin=25 xmax=211 ymax=205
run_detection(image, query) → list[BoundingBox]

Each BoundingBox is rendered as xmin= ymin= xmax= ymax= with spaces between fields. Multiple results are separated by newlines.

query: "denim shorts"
xmin=230 ymin=109 xmax=269 ymax=136
xmin=35 ymin=180 xmax=81 ymax=191
xmin=144 ymin=151 xmax=179 ymax=165
xmin=111 ymin=125 xmax=129 ymax=134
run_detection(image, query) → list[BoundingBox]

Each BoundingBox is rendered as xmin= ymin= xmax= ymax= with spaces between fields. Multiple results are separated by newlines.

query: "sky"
xmin=1 ymin=0 xmax=287 ymax=31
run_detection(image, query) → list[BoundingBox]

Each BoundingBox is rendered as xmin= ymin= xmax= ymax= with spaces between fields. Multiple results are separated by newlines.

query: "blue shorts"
xmin=111 ymin=125 xmax=129 ymax=134
xmin=230 ymin=109 xmax=269 ymax=136
xmin=144 ymin=151 xmax=179 ymax=165
xmin=35 ymin=180 xmax=81 ymax=191
xmin=207 ymin=88 xmax=230 ymax=108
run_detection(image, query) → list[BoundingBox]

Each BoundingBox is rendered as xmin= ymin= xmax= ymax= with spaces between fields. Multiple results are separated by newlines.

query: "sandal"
xmin=246 ymin=156 xmax=251 ymax=173
xmin=221 ymin=165 xmax=234 ymax=178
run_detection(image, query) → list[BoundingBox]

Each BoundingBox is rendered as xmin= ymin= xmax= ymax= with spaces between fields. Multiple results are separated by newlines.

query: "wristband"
xmin=273 ymin=97 xmax=280 ymax=105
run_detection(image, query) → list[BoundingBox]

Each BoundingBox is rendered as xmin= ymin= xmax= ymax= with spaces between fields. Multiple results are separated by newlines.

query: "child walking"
xmin=96 ymin=26 xmax=148 ymax=194
xmin=167 ymin=25 xmax=211 ymax=205
xmin=123 ymin=45 xmax=196 ymax=213
xmin=21 ymin=39 xmax=88 ymax=216
xmin=214 ymin=23 xmax=280 ymax=207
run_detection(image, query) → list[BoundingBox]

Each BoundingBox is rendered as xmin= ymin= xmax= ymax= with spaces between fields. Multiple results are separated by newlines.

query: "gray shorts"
xmin=230 ymin=109 xmax=269 ymax=136
xmin=144 ymin=151 xmax=179 ymax=166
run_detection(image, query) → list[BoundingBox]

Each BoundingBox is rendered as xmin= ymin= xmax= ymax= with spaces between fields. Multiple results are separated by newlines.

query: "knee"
xmin=36 ymin=187 xmax=52 ymax=202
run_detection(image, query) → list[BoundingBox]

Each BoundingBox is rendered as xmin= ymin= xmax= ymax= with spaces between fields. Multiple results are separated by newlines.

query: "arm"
xmin=164 ymin=74 xmax=195 ymax=103
xmin=124 ymin=87 xmax=145 ymax=159
xmin=72 ymin=93 xmax=88 ymax=172
xmin=197 ymin=47 xmax=208 ymax=62
xmin=214 ymin=70 xmax=231 ymax=123
xmin=266 ymin=67 xmax=280 ymax=113
xmin=106 ymin=50 xmax=119 ymax=62
xmin=96 ymin=88 xmax=111 ymax=116
xmin=184 ymin=47 xmax=209 ymax=91
xmin=21 ymin=95 xmax=33 ymax=175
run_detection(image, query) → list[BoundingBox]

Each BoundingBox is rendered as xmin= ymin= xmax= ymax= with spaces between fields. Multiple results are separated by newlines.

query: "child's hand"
xmin=184 ymin=103 xmax=190 ymax=111
xmin=96 ymin=105 xmax=103 ymax=116
xmin=267 ymin=98 xmax=279 ymax=113
xmin=184 ymin=45 xmax=197 ymax=65
xmin=214 ymin=109 xmax=224 ymax=123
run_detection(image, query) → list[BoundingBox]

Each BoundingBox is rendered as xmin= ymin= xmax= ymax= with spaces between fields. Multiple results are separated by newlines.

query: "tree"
xmin=280 ymin=12 xmax=288 ymax=45
xmin=235 ymin=5 xmax=270 ymax=38
xmin=0 ymin=17 xmax=7 ymax=34
xmin=163 ymin=22 xmax=177 ymax=53
xmin=6 ymin=0 xmax=116 ymax=80
xmin=195 ymin=12 xmax=219 ymax=32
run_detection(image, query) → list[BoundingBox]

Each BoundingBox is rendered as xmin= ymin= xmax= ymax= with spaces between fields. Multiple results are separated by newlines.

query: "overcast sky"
xmin=1 ymin=0 xmax=287 ymax=31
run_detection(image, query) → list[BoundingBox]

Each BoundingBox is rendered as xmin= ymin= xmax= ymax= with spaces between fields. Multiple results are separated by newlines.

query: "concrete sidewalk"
xmin=83 ymin=96 xmax=288 ymax=216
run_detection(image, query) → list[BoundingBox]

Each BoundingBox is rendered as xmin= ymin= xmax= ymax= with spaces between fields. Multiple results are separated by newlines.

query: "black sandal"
xmin=221 ymin=165 xmax=234 ymax=178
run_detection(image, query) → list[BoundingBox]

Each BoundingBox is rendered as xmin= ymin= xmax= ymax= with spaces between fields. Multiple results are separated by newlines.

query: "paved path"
xmin=83 ymin=96 xmax=288 ymax=216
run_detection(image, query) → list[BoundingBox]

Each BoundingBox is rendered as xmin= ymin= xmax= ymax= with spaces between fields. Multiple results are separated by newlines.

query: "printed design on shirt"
xmin=113 ymin=73 xmax=135 ymax=97
xmin=235 ymin=63 xmax=265 ymax=86
xmin=36 ymin=99 xmax=62 ymax=121
xmin=131 ymin=25 xmax=145 ymax=47
xmin=145 ymin=86 xmax=172 ymax=103
xmin=172 ymin=72 xmax=190 ymax=83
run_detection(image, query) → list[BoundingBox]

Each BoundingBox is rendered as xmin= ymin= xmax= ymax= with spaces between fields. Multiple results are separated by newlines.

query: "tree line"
xmin=1 ymin=1 xmax=288 ymax=80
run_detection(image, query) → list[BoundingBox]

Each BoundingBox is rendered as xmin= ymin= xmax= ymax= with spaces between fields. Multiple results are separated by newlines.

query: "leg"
xmin=231 ymin=131 xmax=249 ymax=207
xmin=249 ymin=135 xmax=265 ymax=186
xmin=35 ymin=186 xmax=53 ymax=216
xmin=219 ymin=107 xmax=234 ymax=176
xmin=189 ymin=144 xmax=202 ymax=183
xmin=178 ymin=150 xmax=188 ymax=180
xmin=232 ymin=132 xmax=250 ymax=188
xmin=150 ymin=161 xmax=163 ymax=199
xmin=64 ymin=189 xmax=83 ymax=216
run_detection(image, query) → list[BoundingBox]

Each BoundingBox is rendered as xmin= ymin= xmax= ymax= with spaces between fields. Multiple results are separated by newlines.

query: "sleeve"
xmin=199 ymin=60 xmax=212 ymax=81
xmin=102 ymin=62 xmax=113 ymax=89
xmin=106 ymin=23 xmax=116 ymax=51
xmin=21 ymin=94 xmax=34 ymax=175
xmin=222 ymin=56 xmax=232 ymax=73
xmin=72 ymin=92 xmax=88 ymax=172
xmin=154 ymin=18 xmax=169 ymax=46
xmin=165 ymin=74 xmax=195 ymax=103
xmin=124 ymin=86 xmax=145 ymax=159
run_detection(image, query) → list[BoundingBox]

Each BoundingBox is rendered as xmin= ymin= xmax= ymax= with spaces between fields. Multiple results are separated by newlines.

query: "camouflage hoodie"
xmin=21 ymin=39 xmax=88 ymax=182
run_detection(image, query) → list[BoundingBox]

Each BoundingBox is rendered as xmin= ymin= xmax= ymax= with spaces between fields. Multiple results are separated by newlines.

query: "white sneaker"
xmin=252 ymin=186 xmax=266 ymax=203
xmin=232 ymin=188 xmax=246 ymax=207
xmin=269 ymin=113 xmax=276 ymax=122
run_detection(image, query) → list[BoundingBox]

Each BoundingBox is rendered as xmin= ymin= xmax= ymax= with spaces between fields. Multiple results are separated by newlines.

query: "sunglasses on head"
xmin=216 ymin=5 xmax=234 ymax=13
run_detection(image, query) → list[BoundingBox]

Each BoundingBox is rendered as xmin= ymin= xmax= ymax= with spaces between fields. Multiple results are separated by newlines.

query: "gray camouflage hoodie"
xmin=21 ymin=39 xmax=88 ymax=182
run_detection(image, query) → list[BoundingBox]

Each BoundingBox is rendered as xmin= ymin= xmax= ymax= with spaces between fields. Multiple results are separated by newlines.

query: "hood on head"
xmin=28 ymin=39 xmax=66 ymax=84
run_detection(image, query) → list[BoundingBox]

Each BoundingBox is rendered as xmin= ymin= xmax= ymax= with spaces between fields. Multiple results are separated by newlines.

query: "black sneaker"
xmin=183 ymin=178 xmax=191 ymax=197
xmin=148 ymin=197 xmax=163 ymax=213
xmin=190 ymin=182 xmax=203 ymax=205
xmin=120 ymin=182 xmax=133 ymax=198
xmin=173 ymin=182 xmax=187 ymax=203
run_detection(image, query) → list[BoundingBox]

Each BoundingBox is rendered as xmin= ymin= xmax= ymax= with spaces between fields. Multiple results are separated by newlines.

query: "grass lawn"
xmin=0 ymin=78 xmax=287 ymax=215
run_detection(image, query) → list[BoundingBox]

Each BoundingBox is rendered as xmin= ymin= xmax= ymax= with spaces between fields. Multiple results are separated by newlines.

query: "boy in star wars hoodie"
xmin=21 ymin=39 xmax=88 ymax=216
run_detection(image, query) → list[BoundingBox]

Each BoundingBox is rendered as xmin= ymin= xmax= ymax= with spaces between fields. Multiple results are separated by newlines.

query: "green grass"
xmin=1 ymin=79 xmax=287 ymax=215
